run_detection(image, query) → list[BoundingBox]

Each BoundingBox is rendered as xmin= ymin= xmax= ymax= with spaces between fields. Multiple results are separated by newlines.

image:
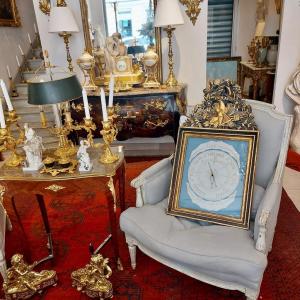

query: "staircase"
xmin=12 ymin=51 xmax=58 ymax=149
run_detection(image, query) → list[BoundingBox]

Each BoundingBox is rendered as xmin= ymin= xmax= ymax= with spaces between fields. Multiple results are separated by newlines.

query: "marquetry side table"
xmin=240 ymin=61 xmax=276 ymax=100
xmin=0 ymin=146 xmax=125 ymax=273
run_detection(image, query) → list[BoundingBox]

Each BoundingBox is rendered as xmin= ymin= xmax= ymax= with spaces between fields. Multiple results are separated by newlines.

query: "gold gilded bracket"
xmin=179 ymin=0 xmax=204 ymax=26
xmin=107 ymin=177 xmax=117 ymax=212
xmin=45 ymin=184 xmax=66 ymax=192
xmin=0 ymin=185 xmax=12 ymax=231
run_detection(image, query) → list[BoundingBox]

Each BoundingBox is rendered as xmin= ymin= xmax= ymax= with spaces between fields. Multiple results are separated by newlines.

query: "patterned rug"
xmin=286 ymin=149 xmax=300 ymax=172
xmin=2 ymin=158 xmax=300 ymax=300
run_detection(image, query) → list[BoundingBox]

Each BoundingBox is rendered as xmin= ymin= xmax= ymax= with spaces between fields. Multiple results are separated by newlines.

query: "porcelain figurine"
xmin=77 ymin=140 xmax=93 ymax=172
xmin=22 ymin=124 xmax=44 ymax=172
xmin=286 ymin=64 xmax=300 ymax=154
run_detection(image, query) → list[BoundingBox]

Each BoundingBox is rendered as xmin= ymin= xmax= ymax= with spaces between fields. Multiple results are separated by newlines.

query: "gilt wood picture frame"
xmin=168 ymin=127 xmax=259 ymax=229
xmin=0 ymin=0 xmax=20 ymax=27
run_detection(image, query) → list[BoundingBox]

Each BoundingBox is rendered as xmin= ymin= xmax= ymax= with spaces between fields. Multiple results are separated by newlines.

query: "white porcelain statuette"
xmin=22 ymin=124 xmax=44 ymax=171
xmin=77 ymin=140 xmax=93 ymax=172
xmin=286 ymin=64 xmax=300 ymax=154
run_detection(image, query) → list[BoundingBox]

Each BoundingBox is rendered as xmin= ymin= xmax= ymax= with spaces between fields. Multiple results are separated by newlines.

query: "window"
xmin=119 ymin=19 xmax=132 ymax=37
xmin=207 ymin=0 xmax=234 ymax=58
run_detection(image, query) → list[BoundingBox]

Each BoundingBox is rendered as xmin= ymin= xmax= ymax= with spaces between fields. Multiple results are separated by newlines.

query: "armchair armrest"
xmin=254 ymin=177 xmax=282 ymax=253
xmin=131 ymin=155 xmax=173 ymax=207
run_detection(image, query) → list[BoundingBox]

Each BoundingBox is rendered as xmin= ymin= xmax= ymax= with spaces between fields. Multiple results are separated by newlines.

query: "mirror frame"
xmin=79 ymin=0 xmax=163 ymax=83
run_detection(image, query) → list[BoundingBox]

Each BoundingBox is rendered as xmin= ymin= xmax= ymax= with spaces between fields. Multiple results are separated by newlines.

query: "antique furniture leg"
xmin=126 ymin=236 xmax=137 ymax=270
xmin=106 ymin=177 xmax=123 ymax=271
xmin=253 ymin=78 xmax=259 ymax=100
xmin=119 ymin=162 xmax=126 ymax=212
xmin=11 ymin=196 xmax=32 ymax=262
xmin=36 ymin=194 xmax=54 ymax=264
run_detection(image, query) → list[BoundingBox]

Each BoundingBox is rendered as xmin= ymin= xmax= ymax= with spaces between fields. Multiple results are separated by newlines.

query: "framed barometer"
xmin=168 ymin=127 xmax=259 ymax=229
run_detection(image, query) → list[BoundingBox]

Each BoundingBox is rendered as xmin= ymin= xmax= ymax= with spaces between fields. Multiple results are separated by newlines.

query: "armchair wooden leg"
xmin=127 ymin=241 xmax=137 ymax=270
xmin=0 ymin=258 xmax=7 ymax=281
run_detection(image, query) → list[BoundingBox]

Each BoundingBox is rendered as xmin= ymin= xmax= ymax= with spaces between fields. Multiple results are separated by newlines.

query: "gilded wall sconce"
xmin=179 ymin=0 xmax=204 ymax=25
xmin=39 ymin=0 xmax=66 ymax=16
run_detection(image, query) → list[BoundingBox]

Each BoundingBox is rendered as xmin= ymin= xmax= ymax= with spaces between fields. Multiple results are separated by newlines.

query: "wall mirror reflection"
xmin=206 ymin=0 xmax=281 ymax=103
xmin=80 ymin=0 xmax=162 ymax=87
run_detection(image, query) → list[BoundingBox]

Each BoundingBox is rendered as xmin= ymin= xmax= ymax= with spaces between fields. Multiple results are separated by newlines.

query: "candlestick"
xmin=82 ymin=88 xmax=91 ymax=119
xmin=34 ymin=23 xmax=38 ymax=34
xmin=0 ymin=80 xmax=13 ymax=111
xmin=100 ymin=88 xmax=108 ymax=122
xmin=18 ymin=44 xmax=24 ymax=55
xmin=6 ymin=66 xmax=11 ymax=78
xmin=16 ymin=55 xmax=20 ymax=67
xmin=108 ymin=74 xmax=114 ymax=107
xmin=52 ymin=104 xmax=62 ymax=128
xmin=28 ymin=33 xmax=32 ymax=44
xmin=0 ymin=98 xmax=6 ymax=129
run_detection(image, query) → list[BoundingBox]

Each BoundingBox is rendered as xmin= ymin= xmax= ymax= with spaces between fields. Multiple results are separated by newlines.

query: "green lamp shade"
xmin=28 ymin=73 xmax=82 ymax=105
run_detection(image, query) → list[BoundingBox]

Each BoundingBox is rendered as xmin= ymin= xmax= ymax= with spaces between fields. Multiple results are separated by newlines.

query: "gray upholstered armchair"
xmin=120 ymin=100 xmax=293 ymax=300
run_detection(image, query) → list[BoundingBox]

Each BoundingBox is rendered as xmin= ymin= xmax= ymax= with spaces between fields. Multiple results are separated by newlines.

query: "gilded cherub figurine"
xmin=71 ymin=254 xmax=113 ymax=299
xmin=3 ymin=254 xmax=57 ymax=300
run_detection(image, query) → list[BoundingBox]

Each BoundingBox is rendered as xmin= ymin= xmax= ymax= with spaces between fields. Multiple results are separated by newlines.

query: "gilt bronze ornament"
xmin=184 ymin=79 xmax=257 ymax=130
xmin=179 ymin=0 xmax=203 ymax=25
xmin=3 ymin=254 xmax=57 ymax=300
xmin=71 ymin=254 xmax=113 ymax=299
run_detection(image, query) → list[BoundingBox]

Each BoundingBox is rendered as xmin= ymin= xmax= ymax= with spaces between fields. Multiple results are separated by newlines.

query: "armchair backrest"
xmin=246 ymin=100 xmax=293 ymax=188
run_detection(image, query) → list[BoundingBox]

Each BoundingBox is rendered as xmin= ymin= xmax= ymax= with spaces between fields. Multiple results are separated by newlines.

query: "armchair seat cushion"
xmin=120 ymin=197 xmax=267 ymax=291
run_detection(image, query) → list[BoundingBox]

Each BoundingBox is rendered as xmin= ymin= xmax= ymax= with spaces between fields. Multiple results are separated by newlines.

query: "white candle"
xmin=27 ymin=33 xmax=32 ymax=44
xmin=0 ymin=98 xmax=6 ymax=129
xmin=108 ymin=74 xmax=114 ymax=107
xmin=82 ymin=88 xmax=91 ymax=119
xmin=16 ymin=55 xmax=20 ymax=67
xmin=52 ymin=104 xmax=62 ymax=128
xmin=100 ymin=88 xmax=108 ymax=122
xmin=34 ymin=23 xmax=37 ymax=34
xmin=0 ymin=79 xmax=13 ymax=111
xmin=18 ymin=44 xmax=24 ymax=55
xmin=6 ymin=66 xmax=11 ymax=78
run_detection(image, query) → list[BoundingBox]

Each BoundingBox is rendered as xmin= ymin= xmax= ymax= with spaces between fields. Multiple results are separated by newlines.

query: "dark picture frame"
xmin=0 ymin=0 xmax=21 ymax=27
xmin=168 ymin=127 xmax=259 ymax=229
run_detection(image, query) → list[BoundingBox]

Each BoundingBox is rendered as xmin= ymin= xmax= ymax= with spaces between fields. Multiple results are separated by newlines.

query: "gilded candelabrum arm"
xmin=74 ymin=118 xmax=97 ymax=147
xmin=0 ymin=112 xmax=25 ymax=167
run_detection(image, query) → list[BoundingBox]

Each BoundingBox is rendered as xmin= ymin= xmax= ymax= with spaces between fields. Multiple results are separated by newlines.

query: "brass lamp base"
xmin=59 ymin=32 xmax=74 ymax=73
xmin=164 ymin=26 xmax=178 ymax=87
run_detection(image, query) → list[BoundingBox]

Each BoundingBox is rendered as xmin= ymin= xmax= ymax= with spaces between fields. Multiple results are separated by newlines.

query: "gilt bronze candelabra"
xmin=99 ymin=107 xmax=119 ymax=164
xmin=0 ymin=110 xmax=25 ymax=167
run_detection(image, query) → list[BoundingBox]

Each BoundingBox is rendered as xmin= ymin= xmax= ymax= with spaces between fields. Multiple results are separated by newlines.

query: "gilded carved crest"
xmin=184 ymin=79 xmax=257 ymax=130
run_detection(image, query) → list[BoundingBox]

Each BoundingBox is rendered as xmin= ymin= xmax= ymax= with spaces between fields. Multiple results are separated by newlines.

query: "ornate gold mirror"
xmin=79 ymin=0 xmax=162 ymax=85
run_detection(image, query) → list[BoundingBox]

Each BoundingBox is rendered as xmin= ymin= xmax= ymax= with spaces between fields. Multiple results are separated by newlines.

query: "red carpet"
xmin=286 ymin=149 xmax=300 ymax=172
xmin=2 ymin=158 xmax=300 ymax=299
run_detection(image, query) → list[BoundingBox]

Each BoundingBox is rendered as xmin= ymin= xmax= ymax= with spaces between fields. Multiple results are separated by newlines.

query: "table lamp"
xmin=28 ymin=63 xmax=83 ymax=159
xmin=49 ymin=6 xmax=79 ymax=72
xmin=154 ymin=0 xmax=184 ymax=87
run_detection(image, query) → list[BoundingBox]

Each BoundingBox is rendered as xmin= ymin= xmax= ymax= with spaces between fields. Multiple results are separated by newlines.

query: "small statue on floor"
xmin=77 ymin=140 xmax=93 ymax=172
xmin=3 ymin=254 xmax=57 ymax=300
xmin=22 ymin=123 xmax=44 ymax=172
xmin=71 ymin=253 xmax=113 ymax=299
